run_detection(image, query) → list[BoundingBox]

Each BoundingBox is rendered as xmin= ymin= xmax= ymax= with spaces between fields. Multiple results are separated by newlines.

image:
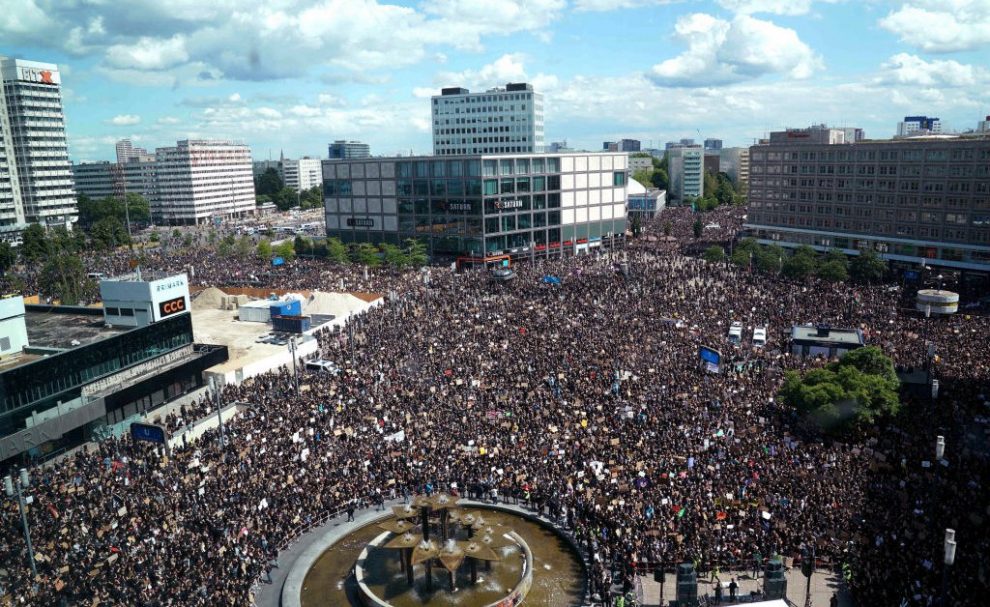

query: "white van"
xmin=753 ymin=326 xmax=767 ymax=348
xmin=728 ymin=321 xmax=743 ymax=345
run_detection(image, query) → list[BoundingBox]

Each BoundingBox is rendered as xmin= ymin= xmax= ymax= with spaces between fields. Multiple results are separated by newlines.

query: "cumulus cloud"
xmin=105 ymin=35 xmax=188 ymax=70
xmin=716 ymin=0 xmax=817 ymax=15
xmin=0 ymin=0 xmax=565 ymax=84
xmin=879 ymin=0 xmax=990 ymax=52
xmin=877 ymin=53 xmax=986 ymax=87
xmin=107 ymin=114 xmax=141 ymax=126
xmin=648 ymin=13 xmax=823 ymax=87
xmin=573 ymin=0 xmax=676 ymax=11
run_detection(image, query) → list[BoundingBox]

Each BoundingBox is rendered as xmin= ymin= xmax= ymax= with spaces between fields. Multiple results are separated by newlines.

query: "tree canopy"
xmin=779 ymin=346 xmax=901 ymax=435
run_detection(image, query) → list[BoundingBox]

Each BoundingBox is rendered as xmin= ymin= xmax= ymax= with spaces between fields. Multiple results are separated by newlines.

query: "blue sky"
xmin=2 ymin=0 xmax=987 ymax=161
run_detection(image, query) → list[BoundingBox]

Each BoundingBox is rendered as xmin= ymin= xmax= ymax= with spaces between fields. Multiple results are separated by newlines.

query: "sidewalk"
xmin=637 ymin=566 xmax=852 ymax=606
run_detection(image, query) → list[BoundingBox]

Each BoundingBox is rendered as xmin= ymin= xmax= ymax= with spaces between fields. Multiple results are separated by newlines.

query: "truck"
xmin=728 ymin=321 xmax=743 ymax=345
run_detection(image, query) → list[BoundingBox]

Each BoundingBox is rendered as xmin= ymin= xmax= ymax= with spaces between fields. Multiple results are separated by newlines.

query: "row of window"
xmin=752 ymin=148 xmax=990 ymax=162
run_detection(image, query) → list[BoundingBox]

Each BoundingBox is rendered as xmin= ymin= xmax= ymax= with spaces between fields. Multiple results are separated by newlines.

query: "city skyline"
xmin=1 ymin=0 xmax=987 ymax=162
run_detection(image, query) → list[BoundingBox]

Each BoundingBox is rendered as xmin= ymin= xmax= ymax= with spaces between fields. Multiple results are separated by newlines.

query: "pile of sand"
xmin=304 ymin=291 xmax=368 ymax=317
xmin=192 ymin=287 xmax=228 ymax=310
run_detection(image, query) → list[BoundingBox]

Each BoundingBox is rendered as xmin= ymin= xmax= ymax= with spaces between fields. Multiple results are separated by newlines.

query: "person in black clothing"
xmin=729 ymin=578 xmax=738 ymax=602
xmin=346 ymin=501 xmax=355 ymax=522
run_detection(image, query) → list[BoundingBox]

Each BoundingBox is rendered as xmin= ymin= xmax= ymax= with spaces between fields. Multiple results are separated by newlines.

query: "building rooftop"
xmin=24 ymin=306 xmax=126 ymax=351
xmin=791 ymin=325 xmax=864 ymax=346
xmin=325 ymin=151 xmax=629 ymax=162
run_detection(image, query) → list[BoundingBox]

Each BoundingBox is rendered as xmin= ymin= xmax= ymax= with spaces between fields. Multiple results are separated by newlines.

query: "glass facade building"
xmin=0 ymin=312 xmax=194 ymax=445
xmin=323 ymin=153 xmax=630 ymax=260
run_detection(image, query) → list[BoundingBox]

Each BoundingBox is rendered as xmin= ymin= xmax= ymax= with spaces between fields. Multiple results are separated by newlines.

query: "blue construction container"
xmin=270 ymin=299 xmax=302 ymax=318
xmin=272 ymin=315 xmax=311 ymax=334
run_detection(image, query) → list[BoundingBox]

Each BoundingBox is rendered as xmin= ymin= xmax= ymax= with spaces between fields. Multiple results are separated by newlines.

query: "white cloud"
xmin=879 ymin=0 xmax=990 ymax=52
xmin=157 ymin=116 xmax=181 ymax=124
xmin=648 ymin=13 xmax=823 ymax=87
xmin=108 ymin=114 xmax=141 ymax=126
xmin=437 ymin=53 xmax=528 ymax=89
xmin=877 ymin=53 xmax=986 ymax=87
xmin=716 ymin=0 xmax=816 ymax=15
xmin=317 ymin=93 xmax=346 ymax=107
xmin=105 ymin=35 xmax=188 ymax=70
xmin=573 ymin=0 xmax=676 ymax=11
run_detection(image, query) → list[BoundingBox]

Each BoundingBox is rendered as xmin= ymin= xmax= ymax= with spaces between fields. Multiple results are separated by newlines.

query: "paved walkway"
xmin=637 ymin=566 xmax=852 ymax=607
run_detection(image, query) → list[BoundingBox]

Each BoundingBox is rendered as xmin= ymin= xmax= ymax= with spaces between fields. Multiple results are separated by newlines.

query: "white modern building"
xmin=976 ymin=115 xmax=989 ymax=133
xmin=281 ymin=157 xmax=322 ymax=192
xmin=323 ymin=152 xmax=628 ymax=260
xmin=0 ymin=56 xmax=77 ymax=241
xmin=432 ymin=83 xmax=544 ymax=156
xmin=152 ymin=140 xmax=255 ymax=225
xmin=99 ymin=272 xmax=191 ymax=328
xmin=0 ymin=296 xmax=28 ymax=357
xmin=897 ymin=115 xmax=942 ymax=137
xmin=667 ymin=146 xmax=704 ymax=202
xmin=628 ymin=156 xmax=654 ymax=173
xmin=71 ymin=160 xmax=157 ymax=201
xmin=115 ymin=138 xmax=153 ymax=163
xmin=718 ymin=147 xmax=750 ymax=190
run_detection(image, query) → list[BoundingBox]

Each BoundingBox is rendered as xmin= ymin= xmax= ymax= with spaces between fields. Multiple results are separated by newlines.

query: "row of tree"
xmin=255 ymin=168 xmax=323 ymax=211
xmin=702 ymin=239 xmax=888 ymax=283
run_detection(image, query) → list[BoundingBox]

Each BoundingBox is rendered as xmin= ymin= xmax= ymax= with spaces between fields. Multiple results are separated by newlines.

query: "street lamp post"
xmin=288 ymin=336 xmax=299 ymax=393
xmin=940 ymin=529 xmax=956 ymax=606
xmin=209 ymin=377 xmax=227 ymax=450
xmin=4 ymin=469 xmax=38 ymax=579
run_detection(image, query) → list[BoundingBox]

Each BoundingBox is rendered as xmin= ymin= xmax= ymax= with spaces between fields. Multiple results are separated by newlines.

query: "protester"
xmin=0 ymin=214 xmax=987 ymax=607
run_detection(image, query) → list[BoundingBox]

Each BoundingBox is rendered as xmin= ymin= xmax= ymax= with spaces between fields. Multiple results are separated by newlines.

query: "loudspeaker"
xmin=676 ymin=563 xmax=698 ymax=606
xmin=764 ymin=558 xmax=787 ymax=600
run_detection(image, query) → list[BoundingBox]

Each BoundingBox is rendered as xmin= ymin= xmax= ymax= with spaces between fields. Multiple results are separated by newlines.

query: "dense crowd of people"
xmin=1 ymin=210 xmax=988 ymax=607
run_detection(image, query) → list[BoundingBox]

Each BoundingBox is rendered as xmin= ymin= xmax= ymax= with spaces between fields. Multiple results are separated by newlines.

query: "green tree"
xmin=404 ymin=238 xmax=428 ymax=267
xmin=150 ymin=231 xmax=161 ymax=243
xmin=650 ymin=168 xmax=669 ymax=191
xmin=715 ymin=177 xmax=735 ymax=206
xmin=823 ymin=248 xmax=847 ymax=265
xmin=692 ymin=218 xmax=703 ymax=239
xmin=273 ymin=187 xmax=298 ymax=211
xmin=171 ymin=229 xmax=181 ymax=240
xmin=703 ymin=171 xmax=718 ymax=198
xmin=703 ymin=245 xmax=725 ymax=263
xmin=255 ymin=168 xmax=283 ymax=197
xmin=256 ymin=239 xmax=273 ymax=259
xmin=217 ymin=234 xmax=236 ymax=257
xmin=48 ymin=226 xmax=84 ymax=255
xmin=662 ymin=221 xmax=672 ymax=237
xmin=182 ymin=234 xmax=193 ymax=248
xmin=850 ymin=250 xmax=886 ymax=283
xmin=235 ymin=235 xmax=254 ymax=259
xmin=300 ymin=186 xmax=323 ymax=209
xmin=326 ymin=237 xmax=349 ymax=264
xmin=779 ymin=346 xmax=900 ymax=435
xmin=274 ymin=240 xmax=295 ymax=262
xmin=630 ymin=215 xmax=642 ymax=237
xmin=782 ymin=252 xmax=817 ymax=280
xmin=631 ymin=169 xmax=653 ymax=188
xmin=20 ymin=223 xmax=49 ymax=261
xmin=731 ymin=248 xmax=753 ymax=269
xmin=90 ymin=217 xmax=130 ymax=250
xmin=0 ymin=241 xmax=15 ymax=276
xmin=293 ymin=235 xmax=313 ymax=257
xmin=380 ymin=243 xmax=409 ymax=268
xmin=39 ymin=253 xmax=88 ymax=305
xmin=350 ymin=242 xmax=381 ymax=266
xmin=817 ymin=259 xmax=849 ymax=282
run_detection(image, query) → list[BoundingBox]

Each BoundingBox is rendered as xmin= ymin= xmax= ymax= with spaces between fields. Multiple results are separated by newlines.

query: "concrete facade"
xmin=746 ymin=136 xmax=990 ymax=272
xmin=432 ymin=83 xmax=544 ymax=156
xmin=152 ymin=140 xmax=255 ymax=225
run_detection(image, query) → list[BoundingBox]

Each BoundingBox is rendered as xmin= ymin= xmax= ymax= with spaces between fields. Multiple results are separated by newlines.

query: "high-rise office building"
xmin=115 ymin=139 xmax=153 ymax=163
xmin=745 ymin=135 xmax=990 ymax=274
xmin=71 ymin=160 xmax=156 ymax=201
xmin=281 ymin=157 xmax=323 ymax=192
xmin=667 ymin=146 xmax=704 ymax=202
xmin=704 ymin=138 xmax=723 ymax=151
xmin=897 ymin=115 xmax=941 ymax=137
xmin=603 ymin=139 xmax=641 ymax=152
xmin=432 ymin=83 xmax=544 ymax=155
xmin=0 ymin=56 xmax=77 ymax=240
xmin=769 ymin=124 xmax=861 ymax=145
xmin=978 ymin=116 xmax=990 ymax=133
xmin=152 ymin=140 xmax=255 ymax=225
xmin=328 ymin=140 xmax=370 ymax=160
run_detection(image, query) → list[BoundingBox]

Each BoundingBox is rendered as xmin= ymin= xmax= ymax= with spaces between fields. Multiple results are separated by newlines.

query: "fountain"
xmin=299 ymin=495 xmax=586 ymax=606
